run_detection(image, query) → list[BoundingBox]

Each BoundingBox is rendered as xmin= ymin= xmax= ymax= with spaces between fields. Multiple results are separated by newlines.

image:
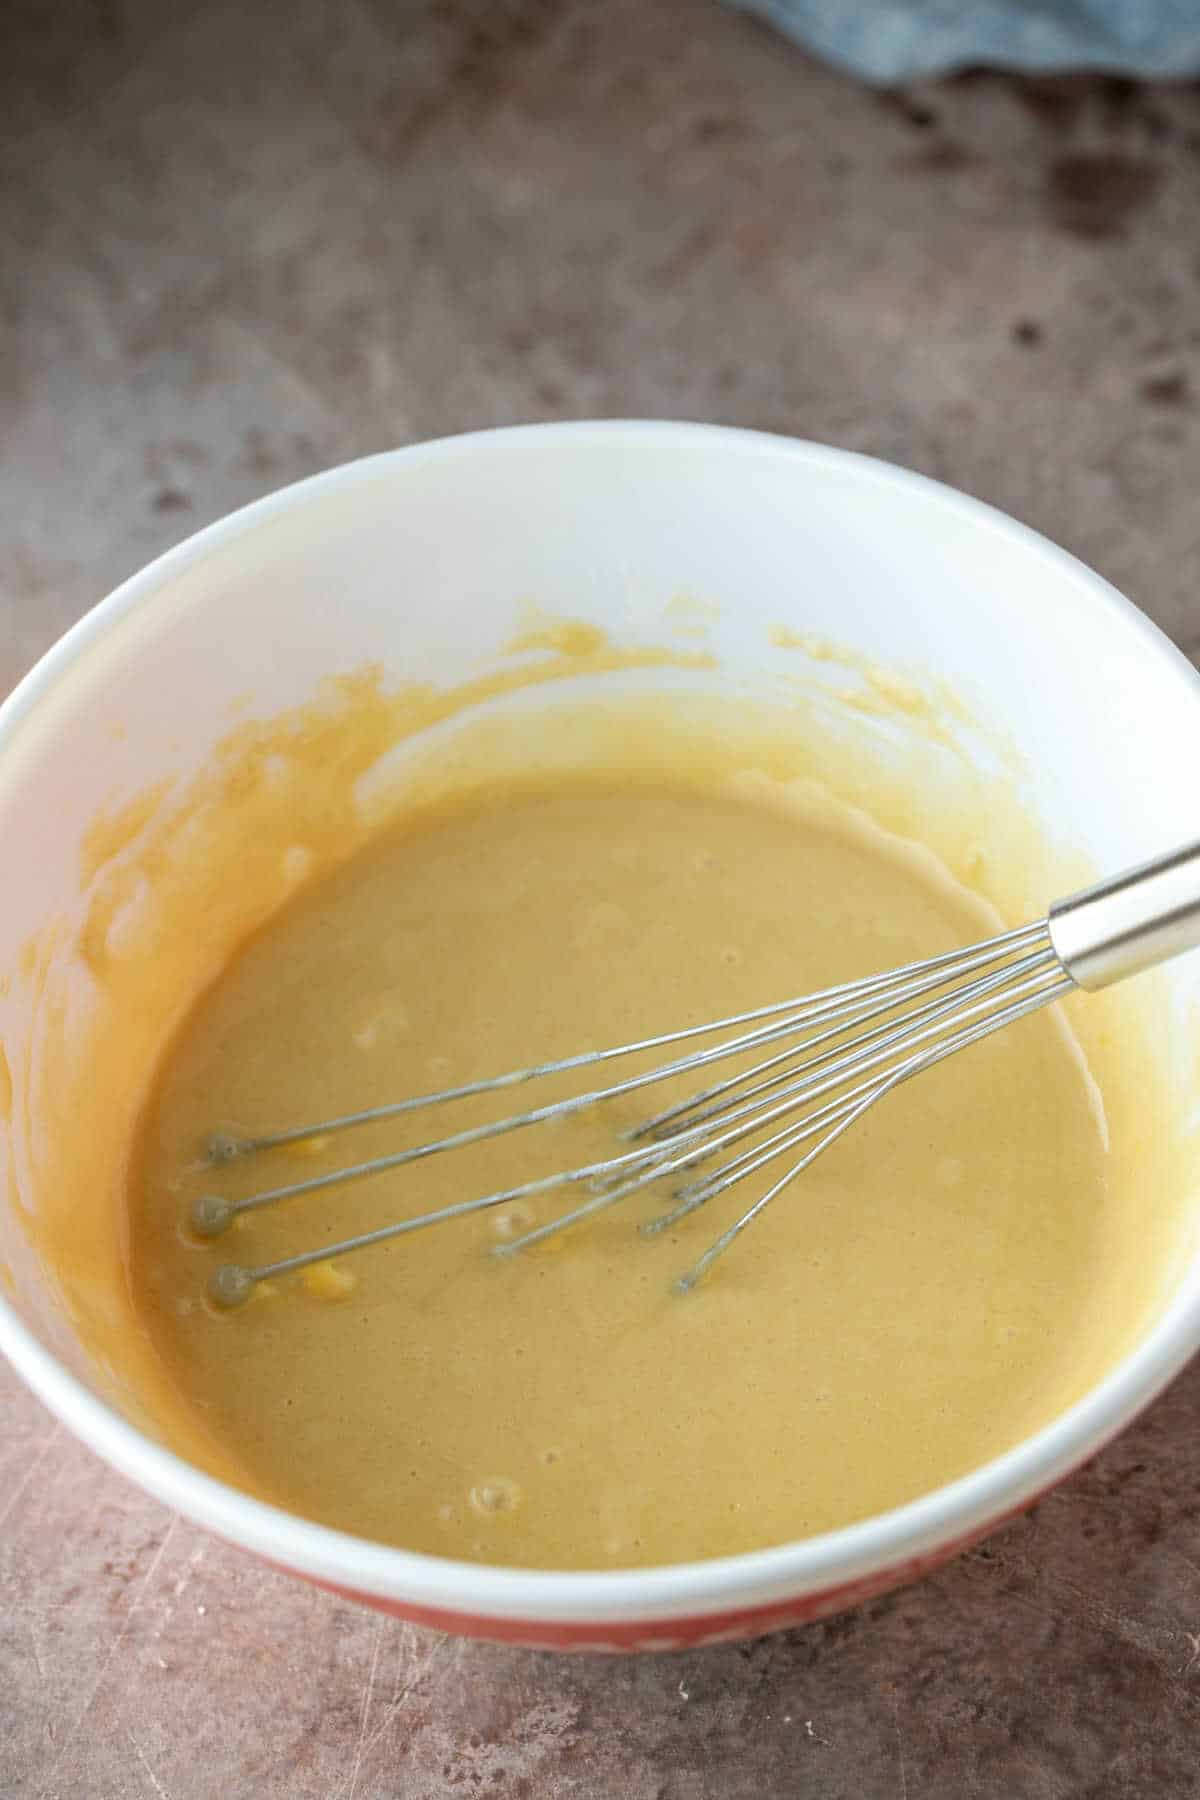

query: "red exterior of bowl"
xmin=274 ymin=1503 xmax=1039 ymax=1650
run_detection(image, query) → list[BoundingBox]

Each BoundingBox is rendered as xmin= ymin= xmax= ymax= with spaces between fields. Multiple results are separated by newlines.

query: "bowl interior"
xmin=1 ymin=423 xmax=1199 ymax=1623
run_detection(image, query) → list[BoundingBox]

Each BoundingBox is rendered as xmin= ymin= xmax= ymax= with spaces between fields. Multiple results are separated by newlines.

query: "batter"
xmin=130 ymin=764 xmax=1120 ymax=1569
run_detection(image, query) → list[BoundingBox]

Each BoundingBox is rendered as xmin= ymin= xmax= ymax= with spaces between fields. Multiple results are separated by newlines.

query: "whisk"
xmin=194 ymin=840 xmax=1200 ymax=1305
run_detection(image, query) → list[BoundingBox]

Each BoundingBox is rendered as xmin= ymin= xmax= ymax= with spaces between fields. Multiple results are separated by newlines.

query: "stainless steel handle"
xmin=1049 ymin=840 xmax=1200 ymax=990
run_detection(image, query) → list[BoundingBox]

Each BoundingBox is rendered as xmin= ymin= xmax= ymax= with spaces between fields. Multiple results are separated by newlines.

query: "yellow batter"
xmin=130 ymin=763 xmax=1121 ymax=1569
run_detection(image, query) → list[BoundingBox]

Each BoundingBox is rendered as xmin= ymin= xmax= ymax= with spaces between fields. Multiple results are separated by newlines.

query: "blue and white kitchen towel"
xmin=731 ymin=0 xmax=1200 ymax=81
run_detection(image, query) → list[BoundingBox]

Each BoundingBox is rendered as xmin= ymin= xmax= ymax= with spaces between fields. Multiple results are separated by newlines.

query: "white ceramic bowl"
xmin=2 ymin=422 xmax=1199 ymax=1650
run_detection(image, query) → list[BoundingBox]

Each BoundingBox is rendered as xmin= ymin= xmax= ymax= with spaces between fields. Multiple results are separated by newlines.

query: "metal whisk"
xmin=193 ymin=840 xmax=1200 ymax=1305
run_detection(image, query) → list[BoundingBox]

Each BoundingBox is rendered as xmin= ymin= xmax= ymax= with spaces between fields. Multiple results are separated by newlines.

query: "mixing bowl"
xmin=1 ymin=422 xmax=1198 ymax=1649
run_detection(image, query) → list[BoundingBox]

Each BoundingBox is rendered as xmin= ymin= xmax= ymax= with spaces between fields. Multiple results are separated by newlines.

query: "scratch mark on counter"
xmin=155 ymin=1540 xmax=206 ymax=1637
xmin=127 ymin=1727 xmax=173 ymax=1800
xmin=345 ymin=1617 xmax=384 ymax=1800
xmin=36 ymin=1516 xmax=179 ymax=1800
xmin=0 ymin=1425 xmax=61 ymax=1534
xmin=994 ymin=1560 xmax=1200 ymax=1701
xmin=890 ymin=1692 xmax=910 ymax=1800
xmin=332 ymin=1631 xmax=453 ymax=1790
xmin=1037 ymin=1571 xmax=1170 ymax=1668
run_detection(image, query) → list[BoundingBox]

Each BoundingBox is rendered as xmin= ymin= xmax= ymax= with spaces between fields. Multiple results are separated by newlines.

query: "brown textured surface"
xmin=3 ymin=1 xmax=1200 ymax=1794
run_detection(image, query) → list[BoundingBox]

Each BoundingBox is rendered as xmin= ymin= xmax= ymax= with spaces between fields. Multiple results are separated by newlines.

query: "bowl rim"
xmin=2 ymin=418 xmax=1199 ymax=1627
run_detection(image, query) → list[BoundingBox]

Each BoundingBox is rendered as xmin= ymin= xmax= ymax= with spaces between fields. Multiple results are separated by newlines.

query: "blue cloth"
xmin=731 ymin=1 xmax=1200 ymax=81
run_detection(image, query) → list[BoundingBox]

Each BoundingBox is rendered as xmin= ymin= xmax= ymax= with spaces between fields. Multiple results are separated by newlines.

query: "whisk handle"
xmin=1049 ymin=840 xmax=1200 ymax=990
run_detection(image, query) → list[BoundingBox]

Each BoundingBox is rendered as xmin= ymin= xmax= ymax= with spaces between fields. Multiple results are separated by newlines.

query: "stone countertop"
xmin=2 ymin=2 xmax=1200 ymax=1794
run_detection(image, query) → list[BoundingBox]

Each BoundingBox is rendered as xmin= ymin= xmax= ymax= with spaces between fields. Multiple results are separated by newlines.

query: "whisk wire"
xmin=499 ymin=948 xmax=1069 ymax=1269
xmin=638 ymin=941 xmax=1060 ymax=1144
xmin=673 ymin=965 xmax=1073 ymax=1291
xmin=198 ymin=919 xmax=1078 ymax=1303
